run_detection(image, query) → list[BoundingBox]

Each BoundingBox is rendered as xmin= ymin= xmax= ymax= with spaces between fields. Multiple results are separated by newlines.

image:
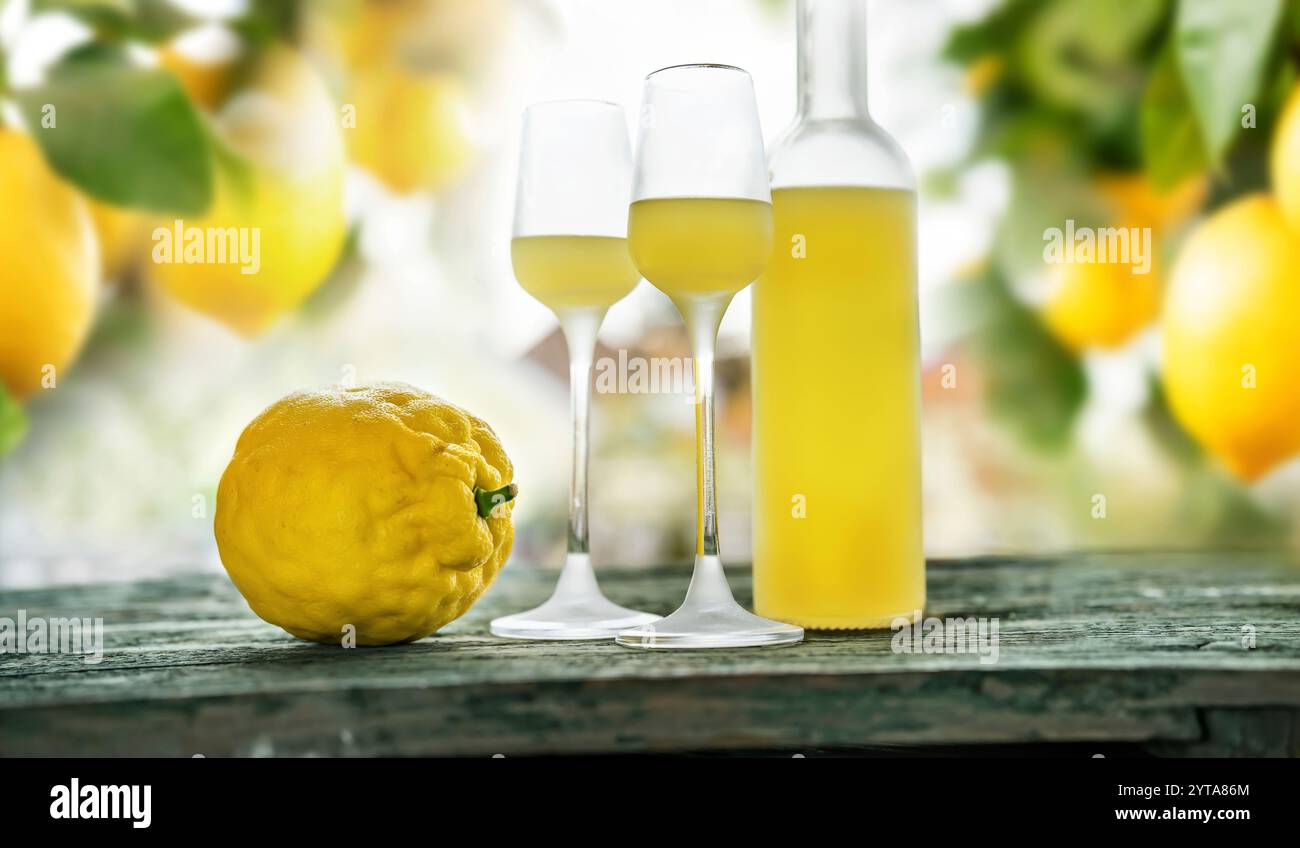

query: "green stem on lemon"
xmin=475 ymin=483 xmax=519 ymax=518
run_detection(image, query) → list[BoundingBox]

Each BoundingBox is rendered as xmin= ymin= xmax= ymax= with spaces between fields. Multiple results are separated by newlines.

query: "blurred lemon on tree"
xmin=1162 ymin=195 xmax=1300 ymax=481
xmin=1 ymin=20 xmax=214 ymax=455
xmin=1039 ymin=259 xmax=1160 ymax=352
xmin=345 ymin=64 xmax=473 ymax=194
xmin=306 ymin=0 xmax=487 ymax=194
xmin=317 ymin=0 xmax=422 ymax=69
xmin=1271 ymin=83 xmax=1300 ymax=232
xmin=1037 ymin=172 xmax=1205 ymax=353
xmin=150 ymin=46 xmax=348 ymax=336
xmin=309 ymin=0 xmax=505 ymax=74
xmin=216 ymin=383 xmax=518 ymax=645
xmin=1096 ymin=172 xmax=1206 ymax=233
xmin=0 ymin=131 xmax=100 ymax=399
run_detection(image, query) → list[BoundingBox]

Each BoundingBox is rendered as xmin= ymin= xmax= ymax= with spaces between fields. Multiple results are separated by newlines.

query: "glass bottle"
xmin=752 ymin=0 xmax=925 ymax=629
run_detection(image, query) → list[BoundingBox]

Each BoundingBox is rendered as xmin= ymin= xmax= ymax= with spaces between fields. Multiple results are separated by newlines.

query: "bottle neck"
xmin=796 ymin=0 xmax=870 ymax=122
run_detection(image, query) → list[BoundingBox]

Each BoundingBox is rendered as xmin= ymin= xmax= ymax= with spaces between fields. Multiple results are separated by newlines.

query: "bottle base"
xmin=754 ymin=604 xmax=925 ymax=631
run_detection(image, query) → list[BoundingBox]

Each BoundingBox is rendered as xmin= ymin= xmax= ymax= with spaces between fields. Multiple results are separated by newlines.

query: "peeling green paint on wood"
xmin=1 ymin=551 xmax=1298 ymax=756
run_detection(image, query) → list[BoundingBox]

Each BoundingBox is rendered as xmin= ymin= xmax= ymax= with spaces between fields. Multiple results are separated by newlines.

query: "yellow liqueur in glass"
xmin=628 ymin=197 xmax=773 ymax=301
xmin=752 ymin=0 xmax=925 ymax=629
xmin=510 ymin=235 xmax=639 ymax=310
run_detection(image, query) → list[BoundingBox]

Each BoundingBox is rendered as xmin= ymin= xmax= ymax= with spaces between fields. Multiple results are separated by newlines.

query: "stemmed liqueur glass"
xmin=491 ymin=101 xmax=660 ymax=640
xmin=618 ymin=66 xmax=804 ymax=649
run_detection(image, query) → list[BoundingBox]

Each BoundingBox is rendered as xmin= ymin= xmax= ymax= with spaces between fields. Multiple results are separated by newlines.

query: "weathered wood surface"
xmin=1 ymin=551 xmax=1298 ymax=756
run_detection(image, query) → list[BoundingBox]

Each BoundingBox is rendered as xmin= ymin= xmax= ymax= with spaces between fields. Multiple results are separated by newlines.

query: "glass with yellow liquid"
xmin=617 ymin=64 xmax=802 ymax=649
xmin=511 ymin=235 xmax=639 ymax=310
xmin=627 ymin=197 xmax=773 ymax=299
xmin=491 ymin=101 xmax=659 ymax=640
xmin=753 ymin=0 xmax=925 ymax=629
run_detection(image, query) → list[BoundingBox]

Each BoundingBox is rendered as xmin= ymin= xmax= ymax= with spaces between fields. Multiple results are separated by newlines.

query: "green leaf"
xmin=13 ymin=45 xmax=213 ymax=214
xmin=32 ymin=0 xmax=132 ymax=13
xmin=0 ymin=384 xmax=27 ymax=457
xmin=954 ymin=266 xmax=1087 ymax=452
xmin=31 ymin=0 xmax=197 ymax=42
xmin=1175 ymin=0 xmax=1286 ymax=162
xmin=234 ymin=0 xmax=306 ymax=46
xmin=1016 ymin=0 xmax=1166 ymax=123
xmin=942 ymin=0 xmax=1046 ymax=63
xmin=1141 ymin=45 xmax=1209 ymax=189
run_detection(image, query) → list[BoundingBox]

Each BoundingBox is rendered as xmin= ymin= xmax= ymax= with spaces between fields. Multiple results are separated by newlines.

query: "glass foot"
xmin=616 ymin=554 xmax=803 ymax=649
xmin=491 ymin=553 xmax=660 ymax=640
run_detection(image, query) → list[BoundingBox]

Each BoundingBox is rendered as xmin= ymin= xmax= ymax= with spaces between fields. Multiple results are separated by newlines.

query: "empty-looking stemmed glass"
xmin=491 ymin=100 xmax=660 ymax=640
xmin=617 ymin=65 xmax=804 ymax=649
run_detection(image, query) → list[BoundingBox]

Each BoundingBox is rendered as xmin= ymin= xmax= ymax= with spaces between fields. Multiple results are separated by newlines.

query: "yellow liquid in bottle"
xmin=511 ymin=235 xmax=640 ymax=310
xmin=752 ymin=186 xmax=924 ymax=629
xmin=628 ymin=197 xmax=773 ymax=302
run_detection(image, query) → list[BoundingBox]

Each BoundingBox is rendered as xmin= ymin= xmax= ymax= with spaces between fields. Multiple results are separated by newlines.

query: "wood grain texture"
xmin=1 ymin=551 xmax=1298 ymax=756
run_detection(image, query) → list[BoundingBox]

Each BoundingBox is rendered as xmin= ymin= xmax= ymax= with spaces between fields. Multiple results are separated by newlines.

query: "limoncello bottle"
xmin=752 ymin=0 xmax=925 ymax=629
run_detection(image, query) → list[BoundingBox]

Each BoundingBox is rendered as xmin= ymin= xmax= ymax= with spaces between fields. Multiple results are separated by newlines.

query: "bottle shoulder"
xmin=768 ymin=117 xmax=915 ymax=191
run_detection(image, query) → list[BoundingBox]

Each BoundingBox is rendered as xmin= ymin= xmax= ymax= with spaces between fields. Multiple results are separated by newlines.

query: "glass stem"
xmin=558 ymin=307 xmax=605 ymax=556
xmin=682 ymin=297 xmax=729 ymax=558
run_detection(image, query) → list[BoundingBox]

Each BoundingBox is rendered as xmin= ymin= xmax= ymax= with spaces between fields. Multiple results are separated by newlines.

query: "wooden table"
xmin=2 ymin=551 xmax=1298 ymax=757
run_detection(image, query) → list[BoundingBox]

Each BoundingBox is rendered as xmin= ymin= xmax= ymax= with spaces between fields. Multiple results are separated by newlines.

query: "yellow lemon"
xmin=1037 ymin=172 xmax=1203 ymax=352
xmin=346 ymin=65 xmax=473 ymax=194
xmin=215 ymin=383 xmax=518 ymax=645
xmin=1039 ymin=248 xmax=1161 ymax=352
xmin=330 ymin=0 xmax=416 ymax=68
xmin=1162 ymin=195 xmax=1300 ymax=481
xmin=1096 ymin=172 xmax=1206 ymax=233
xmin=150 ymin=46 xmax=347 ymax=336
xmin=0 ymin=131 xmax=100 ymax=399
xmin=1272 ymin=83 xmax=1300 ymax=231
xmin=308 ymin=0 xmax=505 ymax=73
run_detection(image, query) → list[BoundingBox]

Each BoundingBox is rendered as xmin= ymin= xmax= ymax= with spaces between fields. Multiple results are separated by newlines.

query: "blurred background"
xmin=2 ymin=0 xmax=1300 ymax=588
